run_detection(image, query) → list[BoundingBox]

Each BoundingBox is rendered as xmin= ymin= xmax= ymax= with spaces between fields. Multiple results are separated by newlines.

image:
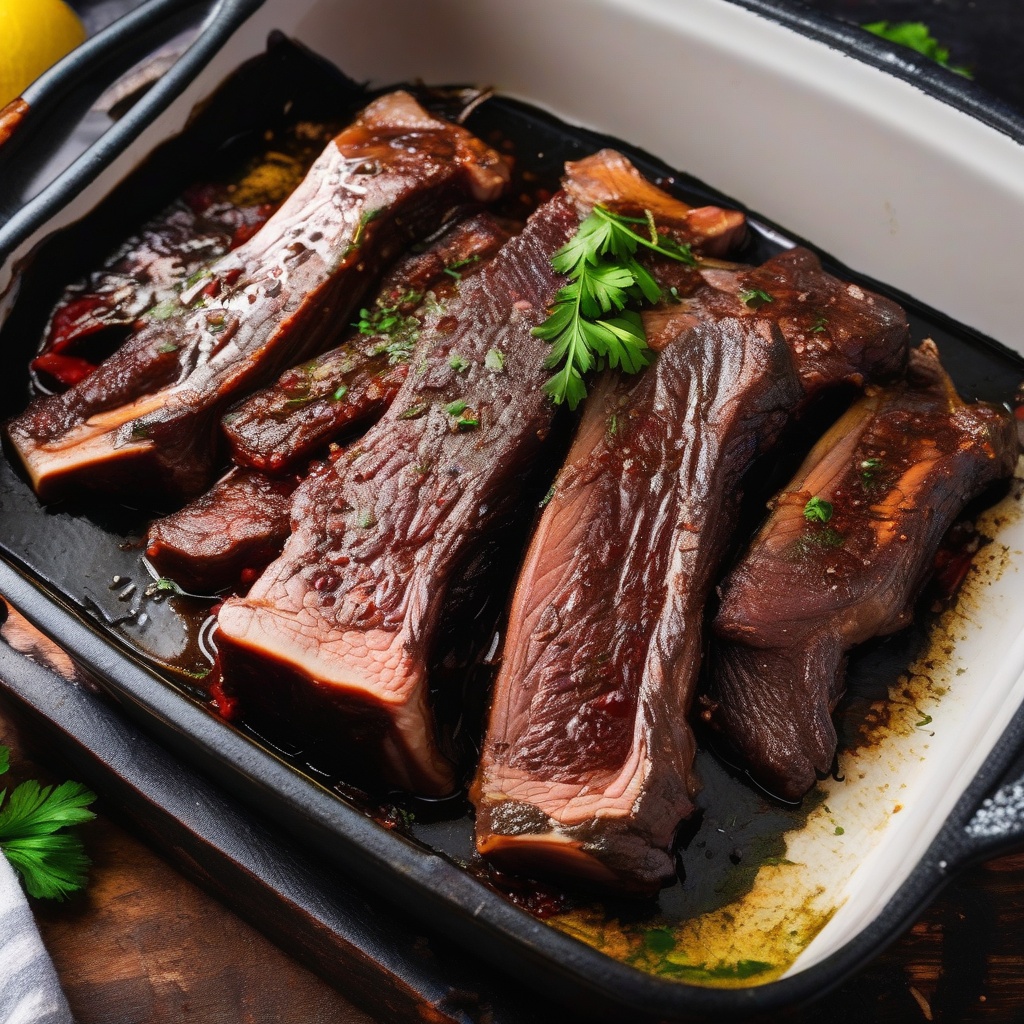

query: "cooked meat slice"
xmin=471 ymin=249 xmax=910 ymax=894
xmin=705 ymin=341 xmax=1017 ymax=801
xmin=145 ymin=468 xmax=298 ymax=594
xmin=8 ymin=91 xmax=509 ymax=502
xmin=214 ymin=150 xmax=747 ymax=797
xmin=694 ymin=246 xmax=908 ymax=393
xmin=32 ymin=195 xmax=272 ymax=390
xmin=223 ymin=213 xmax=513 ymax=472
xmin=148 ymin=218 xmax=514 ymax=594
xmin=471 ymin=316 xmax=801 ymax=892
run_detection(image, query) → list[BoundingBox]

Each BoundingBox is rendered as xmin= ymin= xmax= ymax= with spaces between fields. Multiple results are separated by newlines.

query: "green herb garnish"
xmin=916 ymin=714 xmax=933 ymax=728
xmin=860 ymin=457 xmax=883 ymax=484
xmin=148 ymin=299 xmax=178 ymax=321
xmin=455 ymin=415 xmax=479 ymax=431
xmin=445 ymin=399 xmax=468 ymax=416
xmin=398 ymin=404 xmax=426 ymax=420
xmin=331 ymin=385 xmax=349 ymax=402
xmin=449 ymin=353 xmax=470 ymax=373
xmin=484 ymin=349 xmax=505 ymax=372
xmin=796 ymin=527 xmax=845 ymax=553
xmin=863 ymin=21 xmax=971 ymax=77
xmin=834 ymin=826 xmax=845 ymax=836
xmin=803 ymin=496 xmax=834 ymax=523
xmin=810 ymin=315 xmax=829 ymax=334
xmin=371 ymin=336 xmax=417 ymax=365
xmin=0 ymin=746 xmax=96 ymax=900
xmin=357 ymin=294 xmax=420 ymax=361
xmin=740 ymin=288 xmax=774 ymax=307
xmin=533 ymin=204 xmax=697 ymax=410
xmin=443 ymin=255 xmax=481 ymax=280
xmin=151 ymin=578 xmax=183 ymax=595
xmin=351 ymin=207 xmax=381 ymax=249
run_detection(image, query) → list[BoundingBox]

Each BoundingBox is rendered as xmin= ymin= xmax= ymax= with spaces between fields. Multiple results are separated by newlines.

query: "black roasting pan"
xmin=2 ymin=1 xmax=1024 ymax=1019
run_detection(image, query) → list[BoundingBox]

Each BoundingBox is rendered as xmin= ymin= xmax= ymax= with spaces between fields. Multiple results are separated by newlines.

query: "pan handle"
xmin=956 ymin=719 xmax=1024 ymax=864
xmin=0 ymin=0 xmax=264 ymax=239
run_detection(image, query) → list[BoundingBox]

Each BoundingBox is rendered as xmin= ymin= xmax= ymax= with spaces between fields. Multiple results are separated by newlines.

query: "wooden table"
xmin=2 ymin=606 xmax=1024 ymax=1024
xmin=6 ymin=709 xmax=1024 ymax=1023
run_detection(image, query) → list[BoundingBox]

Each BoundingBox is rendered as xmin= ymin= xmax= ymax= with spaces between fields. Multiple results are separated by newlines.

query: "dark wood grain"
xmin=0 ymin=708 xmax=374 ymax=1024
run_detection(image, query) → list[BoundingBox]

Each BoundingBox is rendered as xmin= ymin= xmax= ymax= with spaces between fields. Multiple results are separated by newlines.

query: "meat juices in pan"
xmin=7 ymin=91 xmax=509 ymax=502
xmin=32 ymin=192 xmax=275 ymax=390
xmin=705 ymin=341 xmax=1018 ymax=802
xmin=472 ymin=248 xmax=910 ymax=895
xmin=214 ymin=150 xmax=746 ymax=798
xmin=146 ymin=215 xmax=513 ymax=593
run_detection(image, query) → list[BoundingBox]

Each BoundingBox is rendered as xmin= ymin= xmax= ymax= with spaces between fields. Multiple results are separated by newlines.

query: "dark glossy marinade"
xmin=7 ymin=92 xmax=510 ymax=503
xmin=30 ymin=121 xmax=342 ymax=392
xmin=145 ymin=214 xmax=515 ymax=593
xmin=0 ymin=47 xmax=1021 ymax=951
xmin=144 ymin=468 xmax=299 ymax=595
xmin=214 ymin=151 xmax=747 ymax=798
xmin=705 ymin=341 xmax=1018 ymax=801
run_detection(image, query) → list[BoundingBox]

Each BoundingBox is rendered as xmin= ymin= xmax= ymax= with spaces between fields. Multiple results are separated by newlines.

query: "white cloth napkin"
xmin=0 ymin=856 xmax=75 ymax=1024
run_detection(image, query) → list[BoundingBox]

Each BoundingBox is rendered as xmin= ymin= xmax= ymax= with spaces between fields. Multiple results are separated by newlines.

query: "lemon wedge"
xmin=0 ymin=0 xmax=86 ymax=109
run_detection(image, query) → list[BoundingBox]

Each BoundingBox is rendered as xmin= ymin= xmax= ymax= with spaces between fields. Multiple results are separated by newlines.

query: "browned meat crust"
xmin=706 ymin=341 xmax=1018 ymax=800
xmin=471 ymin=249 xmax=910 ymax=894
xmin=7 ymin=92 xmax=509 ymax=502
xmin=222 ymin=213 xmax=513 ymax=472
xmin=214 ymin=150 xmax=746 ymax=797
xmin=145 ymin=468 xmax=298 ymax=594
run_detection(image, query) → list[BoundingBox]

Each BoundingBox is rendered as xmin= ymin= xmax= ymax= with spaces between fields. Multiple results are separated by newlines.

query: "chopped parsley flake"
xmin=740 ymin=288 xmax=774 ymax=307
xmin=443 ymin=255 xmax=481 ymax=280
xmin=803 ymin=496 xmax=833 ymax=523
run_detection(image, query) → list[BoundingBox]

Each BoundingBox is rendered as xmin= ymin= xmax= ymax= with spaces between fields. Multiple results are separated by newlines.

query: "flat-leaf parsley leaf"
xmin=0 ymin=746 xmax=96 ymax=900
xmin=533 ymin=205 xmax=698 ymax=409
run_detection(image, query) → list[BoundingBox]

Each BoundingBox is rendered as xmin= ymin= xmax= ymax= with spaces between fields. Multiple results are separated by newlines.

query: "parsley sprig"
xmin=533 ymin=205 xmax=698 ymax=409
xmin=0 ymin=746 xmax=96 ymax=900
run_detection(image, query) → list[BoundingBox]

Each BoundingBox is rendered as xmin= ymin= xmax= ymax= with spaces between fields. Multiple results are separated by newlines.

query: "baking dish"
xmin=2 ymin=0 xmax=1024 ymax=1018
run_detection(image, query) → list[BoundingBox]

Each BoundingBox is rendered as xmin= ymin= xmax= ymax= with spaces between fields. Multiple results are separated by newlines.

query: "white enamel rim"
xmin=2 ymin=0 xmax=1023 ymax=985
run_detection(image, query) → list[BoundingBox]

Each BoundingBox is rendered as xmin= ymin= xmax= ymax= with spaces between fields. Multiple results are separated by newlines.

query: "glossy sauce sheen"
xmin=222 ymin=212 xmax=512 ymax=473
xmin=7 ymin=92 xmax=509 ymax=502
xmin=472 ymin=243 xmax=910 ymax=892
xmin=0 ymin=57 xmax=1022 ymax=985
xmin=214 ymin=189 xmax=581 ymax=796
xmin=708 ymin=342 xmax=1017 ymax=800
xmin=146 ymin=215 xmax=514 ymax=593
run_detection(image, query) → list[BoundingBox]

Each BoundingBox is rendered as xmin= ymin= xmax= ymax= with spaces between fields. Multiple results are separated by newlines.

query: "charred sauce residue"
xmin=544 ymin=467 xmax=1024 ymax=987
